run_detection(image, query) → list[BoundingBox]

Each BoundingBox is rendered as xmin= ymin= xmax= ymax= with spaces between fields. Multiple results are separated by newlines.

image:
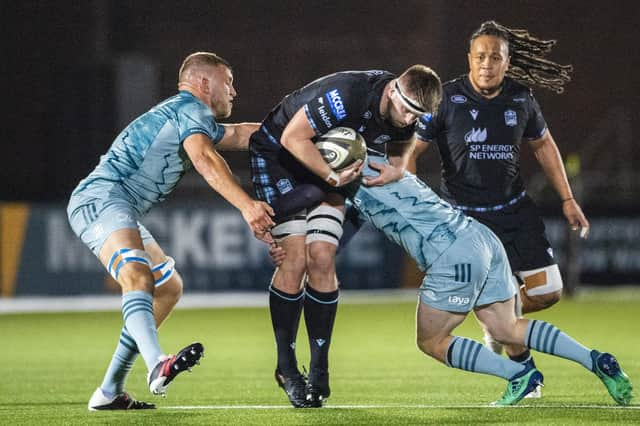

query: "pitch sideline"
xmin=164 ymin=403 xmax=640 ymax=410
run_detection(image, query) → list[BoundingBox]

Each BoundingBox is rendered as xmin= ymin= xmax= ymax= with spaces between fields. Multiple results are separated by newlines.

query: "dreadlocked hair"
xmin=470 ymin=21 xmax=572 ymax=93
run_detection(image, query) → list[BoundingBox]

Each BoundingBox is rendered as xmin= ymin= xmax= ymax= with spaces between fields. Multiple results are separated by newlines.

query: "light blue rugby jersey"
xmin=72 ymin=91 xmax=225 ymax=214
xmin=353 ymin=165 xmax=473 ymax=270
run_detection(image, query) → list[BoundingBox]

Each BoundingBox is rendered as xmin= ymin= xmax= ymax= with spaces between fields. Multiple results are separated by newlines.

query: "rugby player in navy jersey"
xmin=250 ymin=65 xmax=442 ymax=407
xmin=68 ymin=52 xmax=274 ymax=410
xmin=411 ymin=21 xmax=590 ymax=396
xmin=266 ymin=62 xmax=632 ymax=406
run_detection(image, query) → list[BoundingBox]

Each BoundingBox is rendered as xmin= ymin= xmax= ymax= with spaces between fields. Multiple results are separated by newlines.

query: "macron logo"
xmin=326 ymin=89 xmax=347 ymax=120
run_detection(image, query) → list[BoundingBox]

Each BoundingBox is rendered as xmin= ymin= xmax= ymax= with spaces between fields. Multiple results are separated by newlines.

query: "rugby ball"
xmin=315 ymin=127 xmax=367 ymax=171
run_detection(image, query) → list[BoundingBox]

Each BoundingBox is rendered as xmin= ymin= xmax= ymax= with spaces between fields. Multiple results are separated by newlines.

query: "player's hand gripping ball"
xmin=315 ymin=127 xmax=367 ymax=171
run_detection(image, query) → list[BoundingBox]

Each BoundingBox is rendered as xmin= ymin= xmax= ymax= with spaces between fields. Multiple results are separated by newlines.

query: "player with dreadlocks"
xmin=410 ymin=20 xmax=590 ymax=398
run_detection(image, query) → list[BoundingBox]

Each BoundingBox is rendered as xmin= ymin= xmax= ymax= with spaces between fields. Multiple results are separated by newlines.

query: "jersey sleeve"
xmin=178 ymin=101 xmax=226 ymax=143
xmin=302 ymin=81 xmax=366 ymax=136
xmin=522 ymin=92 xmax=547 ymax=140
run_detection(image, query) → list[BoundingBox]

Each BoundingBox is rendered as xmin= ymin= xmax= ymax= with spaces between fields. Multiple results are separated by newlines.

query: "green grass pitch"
xmin=1 ymin=290 xmax=638 ymax=425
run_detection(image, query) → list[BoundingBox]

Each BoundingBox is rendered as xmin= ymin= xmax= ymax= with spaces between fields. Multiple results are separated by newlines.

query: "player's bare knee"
xmin=307 ymin=244 xmax=337 ymax=276
xmin=416 ymin=337 xmax=434 ymax=356
xmin=161 ymin=272 xmax=183 ymax=305
xmin=526 ymin=289 xmax=561 ymax=311
xmin=518 ymin=264 xmax=563 ymax=312
xmin=277 ymin=252 xmax=307 ymax=281
xmin=119 ymin=263 xmax=155 ymax=293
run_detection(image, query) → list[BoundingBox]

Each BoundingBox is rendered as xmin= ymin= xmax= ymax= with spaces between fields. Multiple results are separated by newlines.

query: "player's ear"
xmin=199 ymin=76 xmax=210 ymax=94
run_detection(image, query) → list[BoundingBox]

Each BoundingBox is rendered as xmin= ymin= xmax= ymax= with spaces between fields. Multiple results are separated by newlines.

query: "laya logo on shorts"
xmin=276 ymin=179 xmax=293 ymax=195
xmin=448 ymin=295 xmax=470 ymax=305
xmin=325 ymin=89 xmax=347 ymax=121
xmin=451 ymin=95 xmax=467 ymax=104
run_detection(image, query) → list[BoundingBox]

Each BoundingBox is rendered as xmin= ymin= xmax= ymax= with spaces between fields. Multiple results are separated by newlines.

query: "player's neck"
xmin=178 ymin=83 xmax=209 ymax=107
xmin=467 ymin=73 xmax=503 ymax=99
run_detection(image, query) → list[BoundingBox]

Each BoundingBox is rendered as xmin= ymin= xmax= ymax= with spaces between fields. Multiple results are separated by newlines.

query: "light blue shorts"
xmin=67 ymin=195 xmax=155 ymax=256
xmin=419 ymin=220 xmax=517 ymax=313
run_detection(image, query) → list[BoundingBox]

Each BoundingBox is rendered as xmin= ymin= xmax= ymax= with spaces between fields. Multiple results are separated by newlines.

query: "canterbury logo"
xmin=464 ymin=128 xmax=487 ymax=143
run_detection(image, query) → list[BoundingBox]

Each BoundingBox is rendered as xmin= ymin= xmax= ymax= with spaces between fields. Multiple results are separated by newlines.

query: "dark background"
xmin=3 ymin=0 xmax=639 ymax=211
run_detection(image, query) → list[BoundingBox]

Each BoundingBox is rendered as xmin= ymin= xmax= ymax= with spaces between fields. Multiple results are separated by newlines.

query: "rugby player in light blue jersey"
xmin=68 ymin=52 xmax=275 ymax=411
xmin=351 ymin=155 xmax=631 ymax=406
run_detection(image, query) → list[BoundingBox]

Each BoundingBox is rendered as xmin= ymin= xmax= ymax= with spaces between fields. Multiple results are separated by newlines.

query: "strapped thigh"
xmin=151 ymin=256 xmax=176 ymax=287
xmin=271 ymin=210 xmax=307 ymax=243
xmin=517 ymin=264 xmax=563 ymax=297
xmin=306 ymin=204 xmax=345 ymax=246
xmin=107 ymin=248 xmax=152 ymax=280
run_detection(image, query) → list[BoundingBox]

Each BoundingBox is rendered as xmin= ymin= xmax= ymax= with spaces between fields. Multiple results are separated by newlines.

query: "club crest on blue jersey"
xmin=276 ymin=178 xmax=293 ymax=194
xmin=504 ymin=110 xmax=517 ymax=127
xmin=325 ymin=89 xmax=347 ymax=120
xmin=451 ymin=95 xmax=467 ymax=104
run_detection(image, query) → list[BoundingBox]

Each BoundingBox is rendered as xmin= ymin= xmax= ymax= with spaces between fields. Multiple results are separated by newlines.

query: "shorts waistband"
xmin=454 ymin=190 xmax=526 ymax=212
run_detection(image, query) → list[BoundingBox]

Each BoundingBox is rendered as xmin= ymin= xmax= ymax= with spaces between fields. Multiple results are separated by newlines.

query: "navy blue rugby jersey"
xmin=416 ymin=75 xmax=547 ymax=207
xmin=255 ymin=70 xmax=415 ymax=154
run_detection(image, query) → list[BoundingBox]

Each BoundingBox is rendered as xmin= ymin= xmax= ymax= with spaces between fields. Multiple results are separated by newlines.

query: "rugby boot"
xmin=522 ymin=357 xmax=542 ymax=399
xmin=275 ymin=368 xmax=308 ymax=408
xmin=148 ymin=342 xmax=204 ymax=396
xmin=492 ymin=368 xmax=544 ymax=406
xmin=88 ymin=387 xmax=155 ymax=411
xmin=591 ymin=350 xmax=633 ymax=405
xmin=305 ymin=369 xmax=330 ymax=408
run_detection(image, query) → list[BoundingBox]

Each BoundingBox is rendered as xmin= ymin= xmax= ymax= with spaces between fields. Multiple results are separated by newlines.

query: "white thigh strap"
xmin=107 ymin=248 xmax=152 ymax=280
xmin=517 ymin=264 xmax=563 ymax=297
xmin=271 ymin=211 xmax=307 ymax=242
xmin=306 ymin=205 xmax=345 ymax=246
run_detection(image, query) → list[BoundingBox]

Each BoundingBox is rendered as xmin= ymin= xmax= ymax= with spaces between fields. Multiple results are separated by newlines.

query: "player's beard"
xmin=213 ymin=101 xmax=233 ymax=119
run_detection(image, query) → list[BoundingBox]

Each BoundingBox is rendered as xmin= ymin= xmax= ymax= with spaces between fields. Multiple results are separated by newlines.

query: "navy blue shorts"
xmin=462 ymin=196 xmax=555 ymax=272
